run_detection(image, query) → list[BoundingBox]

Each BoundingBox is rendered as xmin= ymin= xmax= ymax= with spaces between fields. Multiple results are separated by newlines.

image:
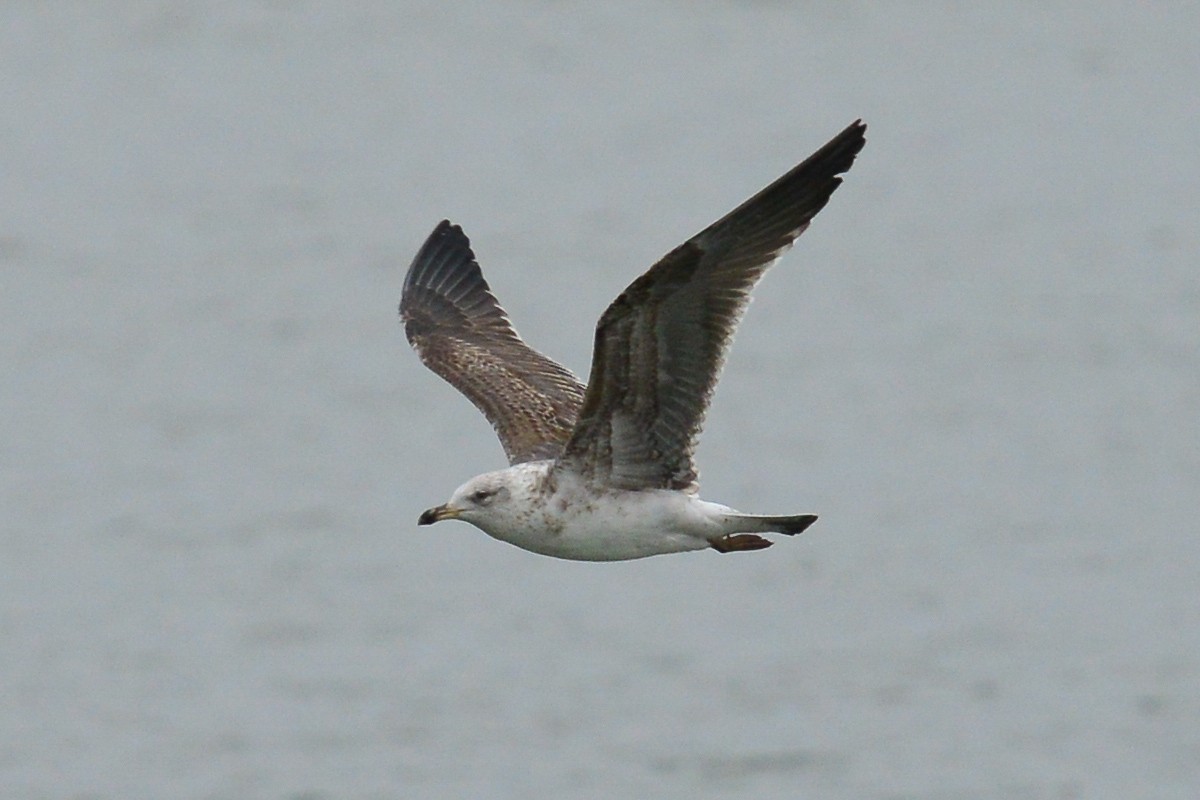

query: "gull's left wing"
xmin=558 ymin=120 xmax=867 ymax=490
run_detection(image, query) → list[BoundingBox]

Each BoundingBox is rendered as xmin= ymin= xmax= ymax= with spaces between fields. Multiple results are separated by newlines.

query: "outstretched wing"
xmin=400 ymin=221 xmax=586 ymax=464
xmin=558 ymin=120 xmax=867 ymax=490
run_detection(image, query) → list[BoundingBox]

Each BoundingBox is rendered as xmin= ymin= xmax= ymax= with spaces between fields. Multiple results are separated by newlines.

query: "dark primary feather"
xmin=400 ymin=221 xmax=585 ymax=464
xmin=558 ymin=120 xmax=867 ymax=490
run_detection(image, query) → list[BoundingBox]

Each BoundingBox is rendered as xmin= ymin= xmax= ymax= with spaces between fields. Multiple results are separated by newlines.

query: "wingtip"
xmin=829 ymin=119 xmax=868 ymax=165
xmin=401 ymin=219 xmax=481 ymax=318
xmin=429 ymin=219 xmax=463 ymax=240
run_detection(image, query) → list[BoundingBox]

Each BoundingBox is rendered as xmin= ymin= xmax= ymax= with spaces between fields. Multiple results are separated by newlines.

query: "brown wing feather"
xmin=559 ymin=120 xmax=867 ymax=489
xmin=400 ymin=221 xmax=585 ymax=464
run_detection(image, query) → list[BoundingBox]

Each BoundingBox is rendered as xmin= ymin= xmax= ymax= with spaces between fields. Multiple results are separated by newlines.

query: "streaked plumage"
xmin=400 ymin=120 xmax=866 ymax=561
xmin=402 ymin=223 xmax=585 ymax=464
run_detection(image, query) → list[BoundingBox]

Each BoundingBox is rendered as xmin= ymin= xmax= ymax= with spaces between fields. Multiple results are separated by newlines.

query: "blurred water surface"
xmin=2 ymin=3 xmax=1198 ymax=799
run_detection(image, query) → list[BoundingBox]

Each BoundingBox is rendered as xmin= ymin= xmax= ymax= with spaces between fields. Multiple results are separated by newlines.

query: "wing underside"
xmin=558 ymin=120 xmax=867 ymax=490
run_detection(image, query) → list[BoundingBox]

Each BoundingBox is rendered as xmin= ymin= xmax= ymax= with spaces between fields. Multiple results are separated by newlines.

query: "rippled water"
xmin=3 ymin=4 xmax=1198 ymax=798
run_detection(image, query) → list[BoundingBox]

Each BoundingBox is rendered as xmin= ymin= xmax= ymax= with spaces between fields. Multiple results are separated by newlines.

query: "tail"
xmin=735 ymin=513 xmax=818 ymax=536
xmin=708 ymin=514 xmax=818 ymax=553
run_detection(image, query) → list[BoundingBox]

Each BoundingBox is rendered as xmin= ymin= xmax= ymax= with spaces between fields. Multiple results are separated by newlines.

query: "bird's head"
xmin=418 ymin=473 xmax=513 ymax=527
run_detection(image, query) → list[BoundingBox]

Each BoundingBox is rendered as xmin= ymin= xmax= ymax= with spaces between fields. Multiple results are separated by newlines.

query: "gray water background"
xmin=2 ymin=3 xmax=1198 ymax=798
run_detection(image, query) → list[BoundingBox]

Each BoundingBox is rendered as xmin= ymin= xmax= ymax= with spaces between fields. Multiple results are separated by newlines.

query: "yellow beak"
xmin=418 ymin=504 xmax=460 ymax=525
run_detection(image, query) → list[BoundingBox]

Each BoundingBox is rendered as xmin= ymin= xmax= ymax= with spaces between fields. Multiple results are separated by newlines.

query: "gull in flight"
xmin=400 ymin=120 xmax=866 ymax=561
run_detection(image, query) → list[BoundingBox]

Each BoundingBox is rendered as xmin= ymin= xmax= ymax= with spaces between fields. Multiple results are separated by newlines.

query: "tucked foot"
xmin=709 ymin=533 xmax=774 ymax=553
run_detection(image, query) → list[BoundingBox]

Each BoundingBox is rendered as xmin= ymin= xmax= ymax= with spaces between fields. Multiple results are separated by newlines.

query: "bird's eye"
xmin=472 ymin=489 xmax=493 ymax=503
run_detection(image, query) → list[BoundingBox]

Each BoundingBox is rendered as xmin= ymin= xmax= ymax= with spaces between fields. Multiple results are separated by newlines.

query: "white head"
xmin=417 ymin=470 xmax=516 ymax=529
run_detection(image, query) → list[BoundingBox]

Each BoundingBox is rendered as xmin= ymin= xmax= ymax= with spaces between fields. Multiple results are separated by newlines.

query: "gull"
xmin=400 ymin=120 xmax=865 ymax=561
